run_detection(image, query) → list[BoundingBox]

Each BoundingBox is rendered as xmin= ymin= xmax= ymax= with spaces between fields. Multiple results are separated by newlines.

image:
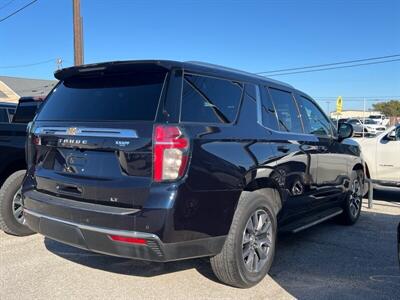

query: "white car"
xmin=347 ymin=118 xmax=386 ymax=136
xmin=356 ymin=125 xmax=400 ymax=188
xmin=369 ymin=114 xmax=390 ymax=126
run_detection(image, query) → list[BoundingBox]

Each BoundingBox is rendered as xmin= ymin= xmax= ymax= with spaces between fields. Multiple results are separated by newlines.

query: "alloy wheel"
xmin=242 ymin=209 xmax=273 ymax=273
xmin=349 ymin=179 xmax=362 ymax=217
xmin=12 ymin=188 xmax=25 ymax=224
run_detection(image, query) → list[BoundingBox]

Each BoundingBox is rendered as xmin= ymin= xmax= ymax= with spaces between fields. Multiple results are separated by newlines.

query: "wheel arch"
xmin=242 ymin=177 xmax=283 ymax=217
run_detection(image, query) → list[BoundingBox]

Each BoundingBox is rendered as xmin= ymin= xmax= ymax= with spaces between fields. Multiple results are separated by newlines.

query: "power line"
xmin=256 ymin=54 xmax=400 ymax=75
xmin=264 ymin=58 xmax=400 ymax=77
xmin=0 ymin=0 xmax=16 ymax=10
xmin=0 ymin=0 xmax=38 ymax=23
xmin=0 ymin=58 xmax=55 ymax=69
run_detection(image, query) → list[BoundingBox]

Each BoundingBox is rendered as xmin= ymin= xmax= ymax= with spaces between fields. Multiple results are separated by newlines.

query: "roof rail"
xmin=185 ymin=61 xmax=294 ymax=88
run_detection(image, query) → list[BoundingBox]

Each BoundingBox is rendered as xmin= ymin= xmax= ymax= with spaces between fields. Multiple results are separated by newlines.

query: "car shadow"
xmin=44 ymin=201 xmax=400 ymax=298
xmin=270 ymin=207 xmax=400 ymax=299
xmin=44 ymin=237 xmax=219 ymax=283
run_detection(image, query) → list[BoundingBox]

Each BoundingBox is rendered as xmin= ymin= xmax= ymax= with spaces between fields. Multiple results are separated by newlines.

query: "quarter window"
xmin=260 ymin=87 xmax=279 ymax=130
xmin=181 ymin=74 xmax=242 ymax=123
xmin=296 ymin=96 xmax=331 ymax=136
xmin=268 ymin=88 xmax=303 ymax=133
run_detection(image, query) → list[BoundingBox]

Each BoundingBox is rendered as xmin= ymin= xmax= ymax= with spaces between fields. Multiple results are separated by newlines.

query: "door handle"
xmin=277 ymin=145 xmax=290 ymax=153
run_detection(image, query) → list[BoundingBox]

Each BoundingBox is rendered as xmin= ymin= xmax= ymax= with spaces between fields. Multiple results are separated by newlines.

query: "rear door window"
xmin=37 ymin=72 xmax=167 ymax=122
xmin=181 ymin=74 xmax=242 ymax=123
xmin=260 ymin=87 xmax=279 ymax=130
xmin=268 ymin=87 xmax=303 ymax=133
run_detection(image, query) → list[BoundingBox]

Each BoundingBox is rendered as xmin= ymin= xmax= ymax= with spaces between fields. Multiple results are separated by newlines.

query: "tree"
xmin=372 ymin=100 xmax=400 ymax=116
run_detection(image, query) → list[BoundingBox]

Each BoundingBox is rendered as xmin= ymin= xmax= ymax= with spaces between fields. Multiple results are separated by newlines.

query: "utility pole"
xmin=73 ymin=0 xmax=83 ymax=65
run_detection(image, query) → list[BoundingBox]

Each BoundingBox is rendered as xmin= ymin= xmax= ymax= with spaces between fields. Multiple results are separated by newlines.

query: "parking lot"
xmin=1 ymin=191 xmax=399 ymax=300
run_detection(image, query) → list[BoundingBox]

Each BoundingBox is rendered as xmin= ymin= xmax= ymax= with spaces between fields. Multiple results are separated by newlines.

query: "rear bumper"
xmin=23 ymin=190 xmax=225 ymax=262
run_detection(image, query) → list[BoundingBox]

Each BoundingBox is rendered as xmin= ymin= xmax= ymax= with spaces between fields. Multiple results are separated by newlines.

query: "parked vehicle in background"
xmin=347 ymin=118 xmax=386 ymax=136
xmin=369 ymin=114 xmax=389 ymax=127
xmin=0 ymin=97 xmax=43 ymax=236
xmin=0 ymin=102 xmax=16 ymax=123
xmin=398 ymin=222 xmax=400 ymax=265
xmin=344 ymin=119 xmax=368 ymax=136
xmin=22 ymin=60 xmax=364 ymax=288
xmin=357 ymin=125 xmax=400 ymax=189
xmin=362 ymin=118 xmax=387 ymax=135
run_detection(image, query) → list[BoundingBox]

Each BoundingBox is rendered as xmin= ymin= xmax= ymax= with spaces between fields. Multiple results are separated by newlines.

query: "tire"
xmin=0 ymin=170 xmax=34 ymax=236
xmin=338 ymin=169 xmax=363 ymax=225
xmin=210 ymin=189 xmax=277 ymax=288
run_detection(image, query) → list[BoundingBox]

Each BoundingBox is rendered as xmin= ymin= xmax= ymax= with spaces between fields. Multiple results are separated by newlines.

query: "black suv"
xmin=22 ymin=60 xmax=364 ymax=288
xmin=0 ymin=97 xmax=43 ymax=236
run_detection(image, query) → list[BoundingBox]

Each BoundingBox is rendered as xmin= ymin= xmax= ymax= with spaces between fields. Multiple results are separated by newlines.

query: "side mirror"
xmin=338 ymin=123 xmax=353 ymax=141
xmin=388 ymin=130 xmax=396 ymax=140
xmin=396 ymin=127 xmax=400 ymax=141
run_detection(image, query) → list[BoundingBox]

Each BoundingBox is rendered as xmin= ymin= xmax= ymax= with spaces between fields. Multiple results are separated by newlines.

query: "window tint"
xmin=181 ymin=74 xmax=242 ymax=123
xmin=37 ymin=72 xmax=166 ymax=121
xmin=260 ymin=87 xmax=279 ymax=130
xmin=13 ymin=103 xmax=40 ymax=123
xmin=0 ymin=108 xmax=9 ymax=123
xmin=296 ymin=96 xmax=331 ymax=136
xmin=268 ymin=88 xmax=303 ymax=133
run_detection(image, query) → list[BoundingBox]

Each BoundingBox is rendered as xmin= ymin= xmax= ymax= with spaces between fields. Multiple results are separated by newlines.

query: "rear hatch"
xmin=30 ymin=67 xmax=168 ymax=208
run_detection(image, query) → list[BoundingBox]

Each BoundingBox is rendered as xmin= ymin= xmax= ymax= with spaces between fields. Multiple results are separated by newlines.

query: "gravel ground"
xmin=1 ymin=191 xmax=399 ymax=300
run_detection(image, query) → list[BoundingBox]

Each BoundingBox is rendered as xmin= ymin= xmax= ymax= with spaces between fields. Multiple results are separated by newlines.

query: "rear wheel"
xmin=339 ymin=170 xmax=363 ymax=225
xmin=210 ymin=189 xmax=277 ymax=288
xmin=0 ymin=170 xmax=35 ymax=236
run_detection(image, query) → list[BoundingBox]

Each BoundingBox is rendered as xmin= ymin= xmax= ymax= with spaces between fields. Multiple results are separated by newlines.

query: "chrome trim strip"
xmin=34 ymin=127 xmax=138 ymax=138
xmin=24 ymin=209 xmax=160 ymax=240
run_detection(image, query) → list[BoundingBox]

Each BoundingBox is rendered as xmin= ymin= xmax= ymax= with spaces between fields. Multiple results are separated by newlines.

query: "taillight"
xmin=153 ymin=125 xmax=189 ymax=182
xmin=32 ymin=135 xmax=41 ymax=146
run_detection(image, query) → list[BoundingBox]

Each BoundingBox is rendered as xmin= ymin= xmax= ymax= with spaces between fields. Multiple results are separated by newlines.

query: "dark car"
xmin=0 ymin=102 xmax=16 ymax=123
xmin=22 ymin=61 xmax=364 ymax=288
xmin=0 ymin=97 xmax=43 ymax=236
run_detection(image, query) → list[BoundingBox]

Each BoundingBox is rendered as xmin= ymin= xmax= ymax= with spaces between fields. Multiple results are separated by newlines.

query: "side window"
xmin=268 ymin=88 xmax=303 ymax=133
xmin=0 ymin=108 xmax=9 ymax=123
xmin=7 ymin=109 xmax=15 ymax=122
xmin=296 ymin=96 xmax=331 ymax=136
xmin=181 ymin=74 xmax=242 ymax=123
xmin=260 ymin=87 xmax=279 ymax=130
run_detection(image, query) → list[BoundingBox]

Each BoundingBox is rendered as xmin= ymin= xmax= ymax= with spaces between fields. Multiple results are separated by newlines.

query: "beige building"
xmin=0 ymin=76 xmax=57 ymax=103
xmin=330 ymin=110 xmax=381 ymax=119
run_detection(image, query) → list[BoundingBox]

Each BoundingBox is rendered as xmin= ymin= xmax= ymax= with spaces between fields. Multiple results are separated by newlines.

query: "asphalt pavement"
xmin=1 ymin=191 xmax=399 ymax=300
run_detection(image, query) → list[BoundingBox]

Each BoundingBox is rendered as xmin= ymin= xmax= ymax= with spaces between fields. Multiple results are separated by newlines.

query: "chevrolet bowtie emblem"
xmin=67 ymin=127 xmax=78 ymax=135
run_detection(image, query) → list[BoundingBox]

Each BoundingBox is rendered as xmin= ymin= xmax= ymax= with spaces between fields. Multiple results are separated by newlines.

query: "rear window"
xmin=181 ymin=74 xmax=242 ymax=123
xmin=37 ymin=72 xmax=167 ymax=122
xmin=13 ymin=103 xmax=40 ymax=123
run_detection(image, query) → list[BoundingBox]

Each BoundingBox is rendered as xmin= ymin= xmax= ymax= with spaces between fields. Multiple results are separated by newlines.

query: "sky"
xmin=0 ymin=0 xmax=399 ymax=112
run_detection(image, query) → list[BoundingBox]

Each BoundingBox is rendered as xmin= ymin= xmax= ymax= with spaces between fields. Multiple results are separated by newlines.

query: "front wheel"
xmin=0 ymin=170 xmax=35 ymax=236
xmin=338 ymin=170 xmax=363 ymax=225
xmin=210 ymin=189 xmax=277 ymax=288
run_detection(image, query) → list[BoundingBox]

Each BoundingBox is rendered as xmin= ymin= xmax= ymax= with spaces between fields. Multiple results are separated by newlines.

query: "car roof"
xmin=54 ymin=59 xmax=294 ymax=90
